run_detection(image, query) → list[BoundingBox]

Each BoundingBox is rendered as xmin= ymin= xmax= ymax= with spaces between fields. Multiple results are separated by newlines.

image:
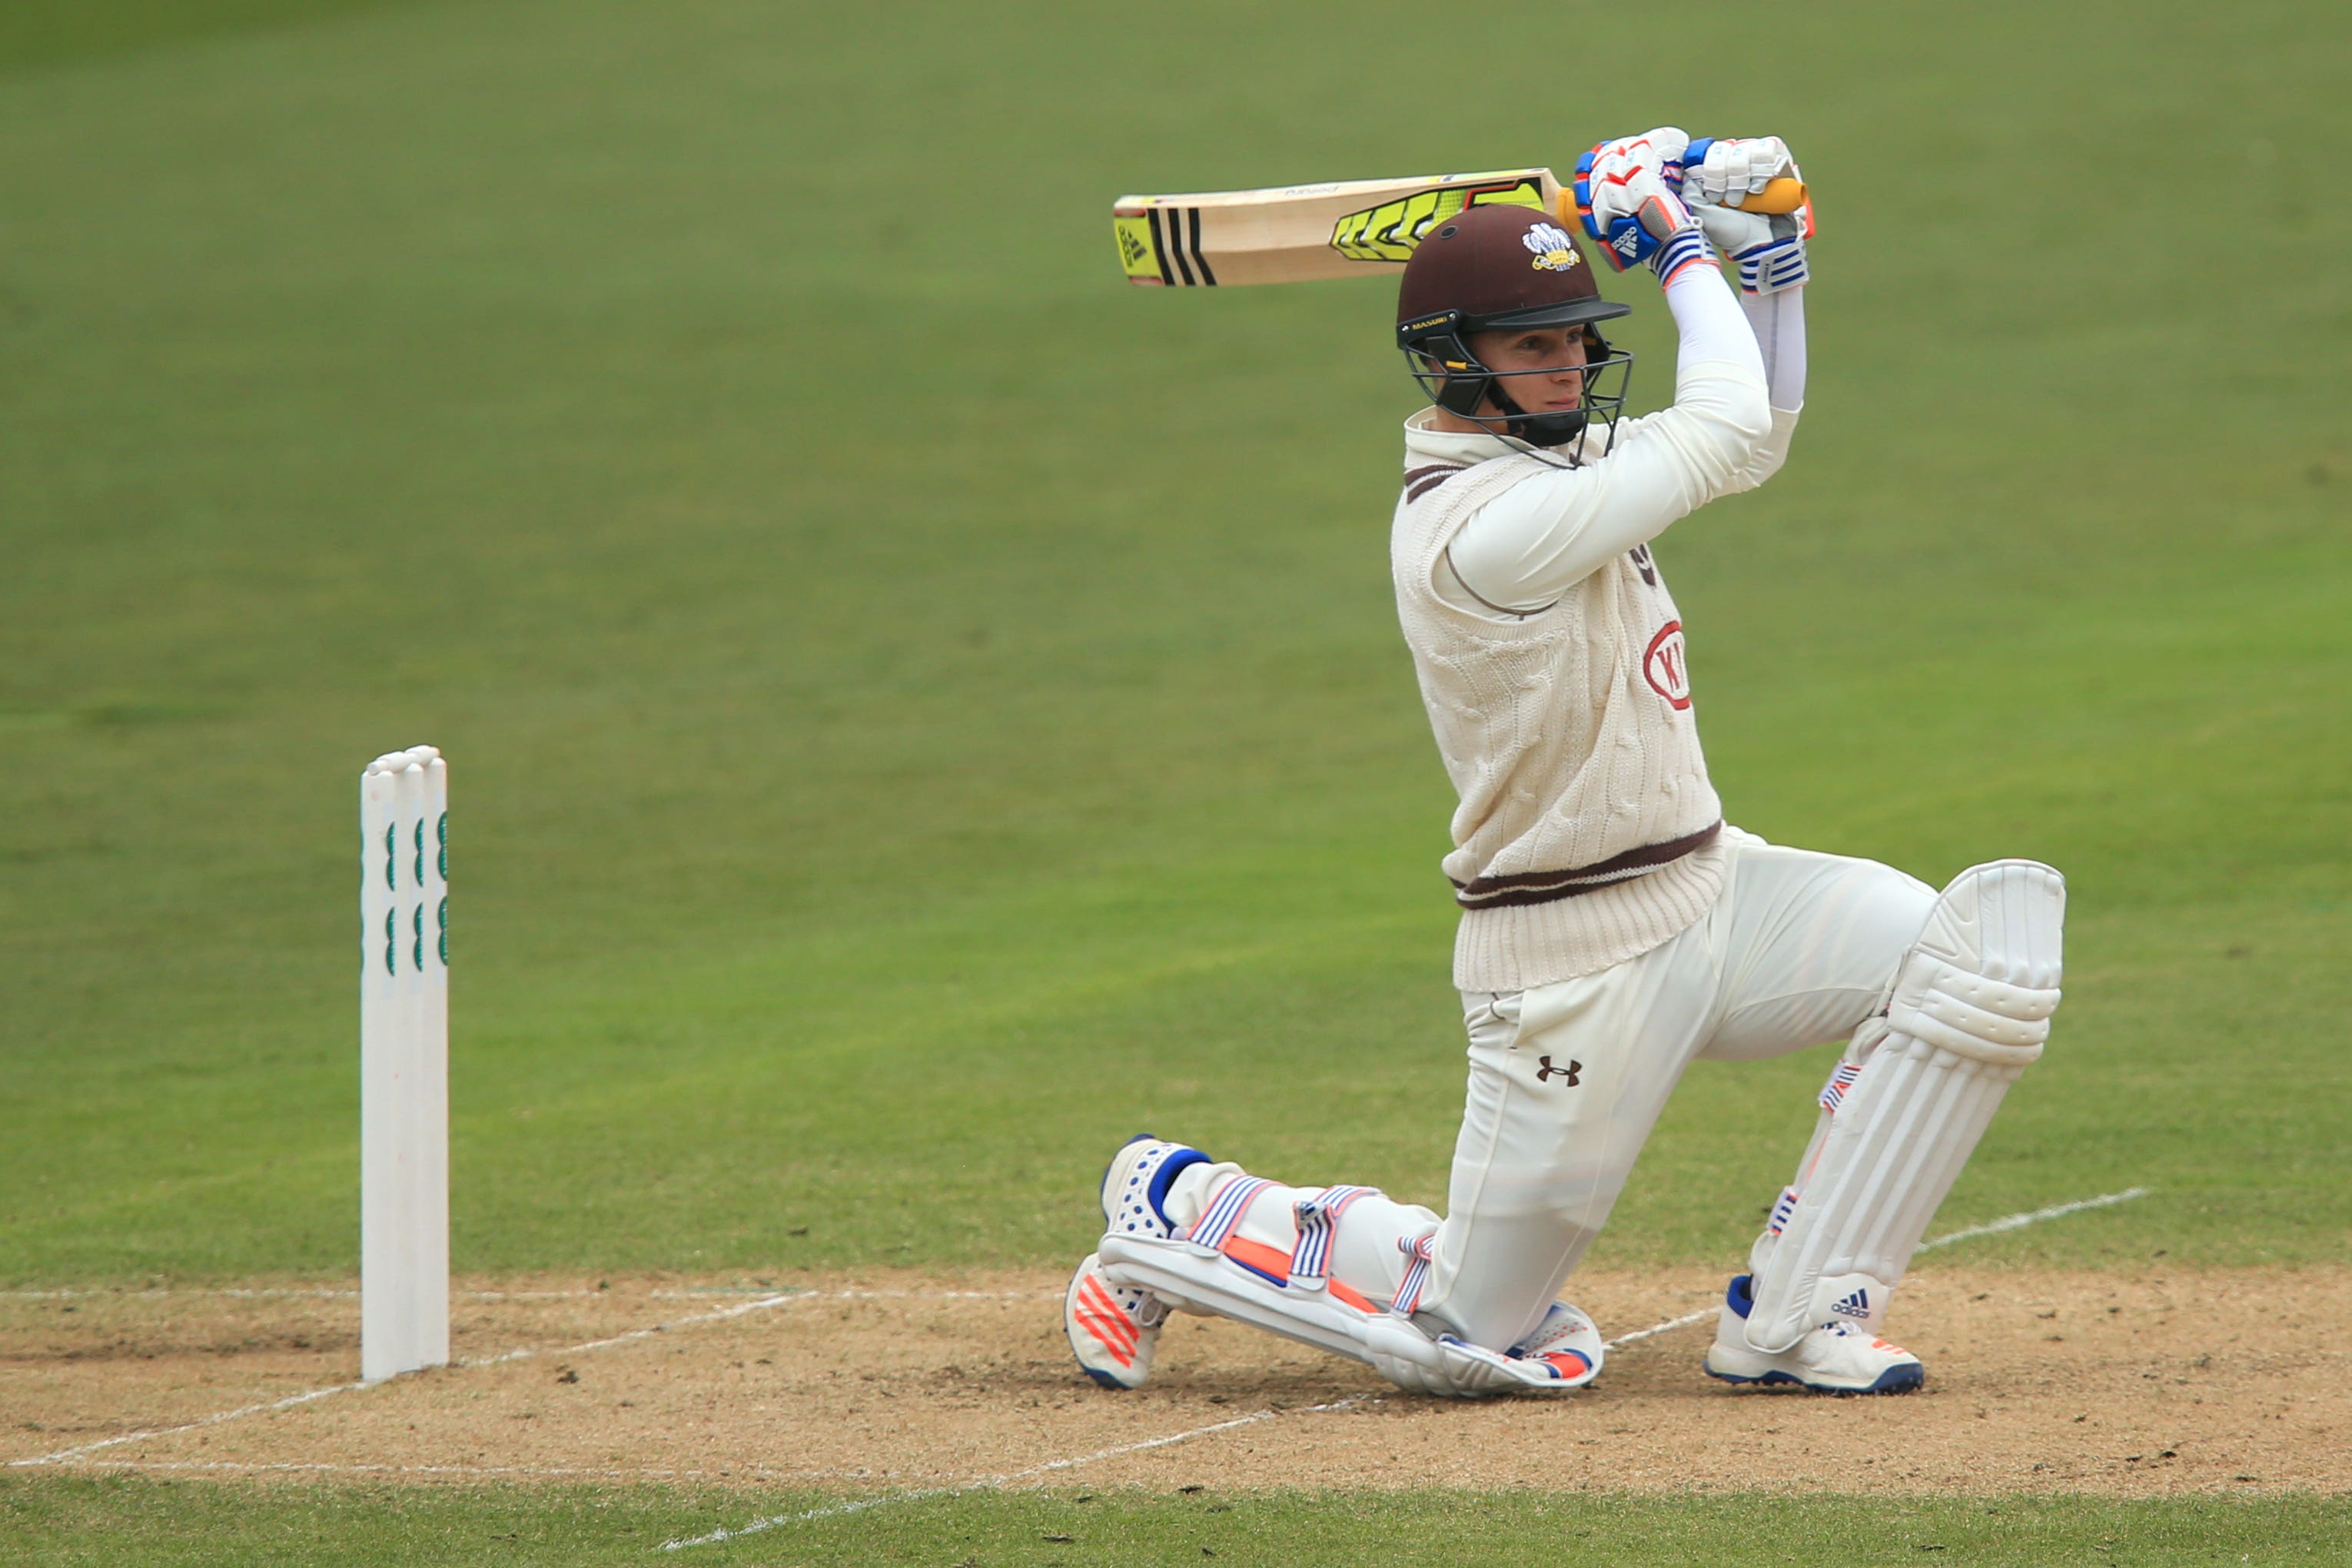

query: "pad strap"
xmin=1392 ymin=1232 xmax=1438 ymax=1315
xmin=1181 ymin=1175 xmax=1272 ymax=1255
xmin=1288 ymin=1185 xmax=1373 ymax=1289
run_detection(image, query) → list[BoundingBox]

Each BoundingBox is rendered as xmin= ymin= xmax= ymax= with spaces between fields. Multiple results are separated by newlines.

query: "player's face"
xmin=1467 ymin=325 xmax=1587 ymax=416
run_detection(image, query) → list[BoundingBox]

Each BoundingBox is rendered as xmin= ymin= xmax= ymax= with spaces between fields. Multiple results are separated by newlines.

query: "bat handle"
xmin=1732 ymin=175 xmax=1808 ymax=214
xmin=1551 ymin=174 xmax=1809 ymax=241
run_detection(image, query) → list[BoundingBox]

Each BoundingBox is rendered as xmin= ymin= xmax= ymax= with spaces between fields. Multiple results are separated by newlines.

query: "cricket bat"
xmin=1112 ymin=166 xmax=1807 ymax=287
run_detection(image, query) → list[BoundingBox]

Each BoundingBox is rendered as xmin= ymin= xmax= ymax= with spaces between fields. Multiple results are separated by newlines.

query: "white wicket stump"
xmin=360 ymin=745 xmax=450 ymax=1384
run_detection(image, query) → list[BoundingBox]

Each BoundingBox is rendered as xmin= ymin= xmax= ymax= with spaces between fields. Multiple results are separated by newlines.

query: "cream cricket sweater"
xmin=1392 ymin=267 xmax=1796 ymax=991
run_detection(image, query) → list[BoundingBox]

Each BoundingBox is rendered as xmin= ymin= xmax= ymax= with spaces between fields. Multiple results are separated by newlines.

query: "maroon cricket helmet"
xmin=1396 ymin=201 xmax=1629 ymax=336
xmin=1394 ymin=202 xmax=1633 ymax=453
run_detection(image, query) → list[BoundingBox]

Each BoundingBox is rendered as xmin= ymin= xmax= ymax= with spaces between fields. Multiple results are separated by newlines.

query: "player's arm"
xmin=1684 ymin=136 xmax=1812 ymax=484
xmin=1720 ymin=288 xmax=1804 ymax=489
xmin=1446 ymin=150 xmax=1769 ymax=613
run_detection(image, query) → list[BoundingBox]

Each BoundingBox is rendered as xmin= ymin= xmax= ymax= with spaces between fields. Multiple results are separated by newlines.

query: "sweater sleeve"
xmin=1716 ymin=287 xmax=1806 ymax=493
xmin=1443 ymin=266 xmax=1773 ymax=614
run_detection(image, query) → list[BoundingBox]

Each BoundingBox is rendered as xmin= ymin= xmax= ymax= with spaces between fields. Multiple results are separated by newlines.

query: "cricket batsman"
xmin=1065 ymin=130 xmax=2065 ymax=1397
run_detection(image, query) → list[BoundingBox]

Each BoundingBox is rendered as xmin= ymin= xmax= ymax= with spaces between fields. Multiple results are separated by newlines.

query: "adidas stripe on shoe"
xmin=1065 ymin=1251 xmax=1168 ymax=1389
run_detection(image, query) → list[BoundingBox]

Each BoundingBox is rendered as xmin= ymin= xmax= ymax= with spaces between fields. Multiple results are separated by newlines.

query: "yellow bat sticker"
xmin=1113 ymin=214 xmax=1162 ymax=282
xmin=1329 ymin=174 xmax=1547 ymax=263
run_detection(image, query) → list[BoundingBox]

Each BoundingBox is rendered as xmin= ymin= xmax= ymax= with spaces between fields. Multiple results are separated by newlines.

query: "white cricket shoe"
xmin=1065 ymin=1251 xmax=1168 ymax=1389
xmin=1703 ymin=1274 xmax=1924 ymax=1395
xmin=1510 ymin=1300 xmax=1605 ymax=1387
xmin=1066 ymin=1134 xmax=1211 ymax=1390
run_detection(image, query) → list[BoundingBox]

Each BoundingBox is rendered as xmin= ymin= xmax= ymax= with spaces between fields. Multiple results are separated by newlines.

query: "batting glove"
xmin=1573 ymin=128 xmax=1703 ymax=275
xmin=1682 ymin=137 xmax=1813 ymax=293
xmin=1682 ymin=135 xmax=1794 ymax=205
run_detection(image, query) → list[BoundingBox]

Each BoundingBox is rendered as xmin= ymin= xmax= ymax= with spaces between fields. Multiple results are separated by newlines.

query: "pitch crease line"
xmin=8 ymin=1290 xmax=817 ymax=1467
xmin=1914 ymin=1186 xmax=2149 ymax=1249
xmin=0 ymin=1285 xmax=1056 ymax=1303
xmin=659 ymin=1395 xmax=1379 ymax=1551
xmin=5 ymin=1380 xmax=367 ymax=1468
xmin=659 ymin=1184 xmax=2151 ymax=1552
xmin=61 ymin=1458 xmax=882 ymax=1483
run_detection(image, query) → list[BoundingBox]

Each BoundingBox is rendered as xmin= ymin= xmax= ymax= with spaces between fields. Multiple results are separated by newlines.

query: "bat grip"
xmin=1552 ymin=174 xmax=1809 ymax=242
xmin=1733 ymin=175 xmax=1808 ymax=214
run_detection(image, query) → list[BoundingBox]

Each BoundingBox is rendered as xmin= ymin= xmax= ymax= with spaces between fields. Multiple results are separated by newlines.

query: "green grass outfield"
xmin=5 ymin=1481 xmax=2350 ymax=1567
xmin=2 ymin=0 xmax=2347 ymax=1559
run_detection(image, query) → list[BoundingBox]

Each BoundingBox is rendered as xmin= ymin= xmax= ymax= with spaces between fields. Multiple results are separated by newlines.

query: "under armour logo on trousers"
xmin=1537 ymin=1055 xmax=1582 ymax=1085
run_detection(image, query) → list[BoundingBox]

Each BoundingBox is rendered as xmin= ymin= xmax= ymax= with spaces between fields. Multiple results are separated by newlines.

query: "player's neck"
xmin=1423 ymin=407 xmax=1507 ymax=437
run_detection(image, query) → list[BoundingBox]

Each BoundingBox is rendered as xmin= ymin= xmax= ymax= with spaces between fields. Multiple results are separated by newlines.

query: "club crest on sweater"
xmin=1643 ymin=620 xmax=1692 ymax=711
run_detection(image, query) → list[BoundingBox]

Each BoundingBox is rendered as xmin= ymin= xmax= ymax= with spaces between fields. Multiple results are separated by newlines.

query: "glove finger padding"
xmin=1688 ymin=135 xmax=1793 ymax=204
xmin=1601 ymin=126 xmax=1691 ymax=182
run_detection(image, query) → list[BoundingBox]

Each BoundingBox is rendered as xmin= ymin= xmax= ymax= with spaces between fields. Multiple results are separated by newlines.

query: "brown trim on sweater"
xmin=1403 ymin=463 xmax=1466 ymax=503
xmin=1450 ymin=820 xmax=1723 ymax=909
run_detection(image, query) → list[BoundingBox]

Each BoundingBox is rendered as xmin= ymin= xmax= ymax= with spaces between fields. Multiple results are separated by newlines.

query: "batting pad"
xmin=1745 ymin=861 xmax=2065 ymax=1354
xmin=1098 ymin=1233 xmax=1594 ymax=1397
xmin=1099 ymin=1232 xmax=1371 ymax=1362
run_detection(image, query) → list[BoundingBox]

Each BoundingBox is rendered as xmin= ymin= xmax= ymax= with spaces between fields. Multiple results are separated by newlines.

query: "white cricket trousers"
xmin=1162 ymin=828 xmax=1935 ymax=1353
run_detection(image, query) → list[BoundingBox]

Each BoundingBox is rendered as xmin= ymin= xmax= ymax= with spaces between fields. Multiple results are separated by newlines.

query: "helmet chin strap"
xmin=1487 ymin=384 xmax=1587 ymax=448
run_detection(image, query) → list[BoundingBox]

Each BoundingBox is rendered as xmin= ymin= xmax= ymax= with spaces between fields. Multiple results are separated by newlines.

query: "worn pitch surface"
xmin=7 ymin=1268 xmax=2344 ymax=1499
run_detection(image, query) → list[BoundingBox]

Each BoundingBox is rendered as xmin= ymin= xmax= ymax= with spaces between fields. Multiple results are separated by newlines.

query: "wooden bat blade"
xmin=1113 ymin=169 xmax=1562 ymax=287
xmin=1111 ymin=169 xmax=1810 ymax=287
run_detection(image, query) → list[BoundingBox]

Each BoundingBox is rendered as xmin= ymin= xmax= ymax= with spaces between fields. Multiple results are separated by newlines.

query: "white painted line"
xmin=460 ymin=1293 xmax=799 ymax=1369
xmin=58 ymin=1458 xmax=875 ymax=1483
xmin=659 ymin=1394 xmax=1379 ymax=1551
xmin=9 ymin=1283 xmax=1066 ymax=1467
xmin=690 ymin=1288 xmax=1057 ymax=1302
xmin=456 ymin=1288 xmax=1055 ymax=1369
xmin=1606 ymin=1308 xmax=1714 ymax=1349
xmin=2 ymin=1285 xmax=1055 ymax=1303
xmin=0 ymin=1287 xmax=614 ymax=1303
xmin=6 ymin=1380 xmax=367 ymax=1467
xmin=0 ymin=1287 xmax=627 ymax=1302
xmin=8 ymin=1288 xmax=818 ymax=1467
xmin=12 ymin=1283 xmax=1062 ymax=1468
xmin=1915 ymin=1186 xmax=2150 ymax=1251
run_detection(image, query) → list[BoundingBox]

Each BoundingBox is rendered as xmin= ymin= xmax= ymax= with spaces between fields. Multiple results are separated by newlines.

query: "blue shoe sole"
xmin=1704 ymin=1361 xmax=1925 ymax=1396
